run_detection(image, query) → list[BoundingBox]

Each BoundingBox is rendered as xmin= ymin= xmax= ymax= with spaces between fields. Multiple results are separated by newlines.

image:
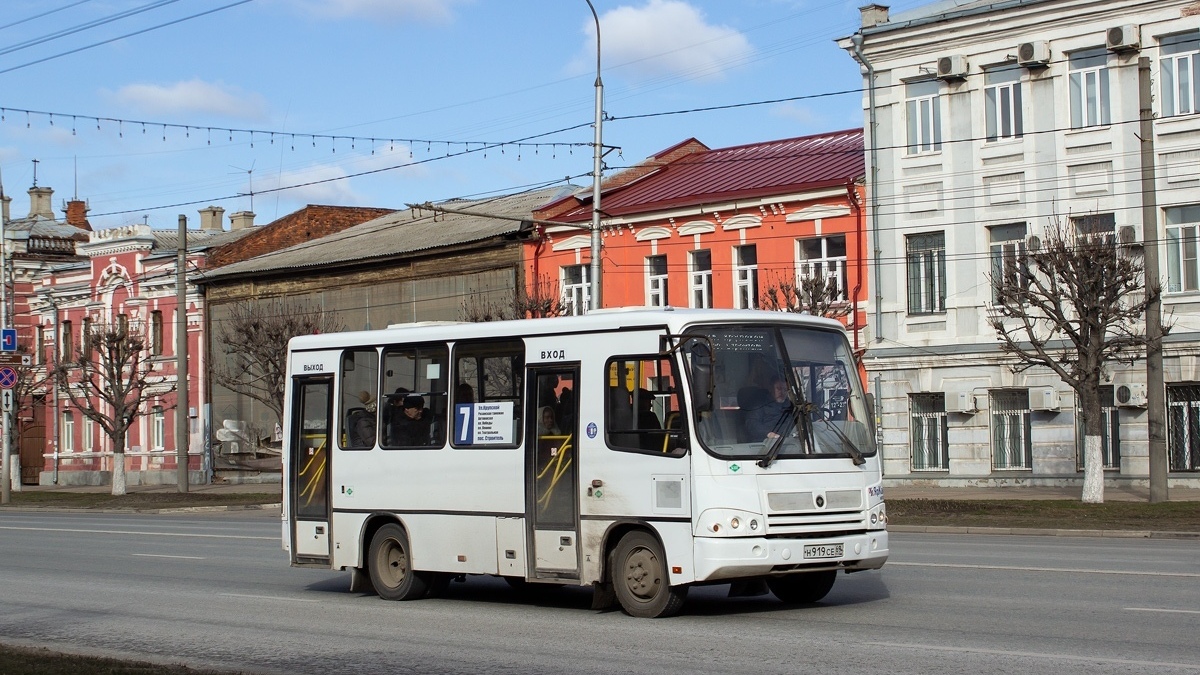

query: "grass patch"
xmin=888 ymin=499 xmax=1200 ymax=531
xmin=0 ymin=644 xmax=240 ymax=674
xmin=2 ymin=491 xmax=278 ymax=510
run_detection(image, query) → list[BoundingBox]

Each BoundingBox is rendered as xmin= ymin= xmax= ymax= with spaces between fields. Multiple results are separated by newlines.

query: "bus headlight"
xmin=697 ymin=509 xmax=764 ymax=537
xmin=868 ymin=502 xmax=887 ymax=530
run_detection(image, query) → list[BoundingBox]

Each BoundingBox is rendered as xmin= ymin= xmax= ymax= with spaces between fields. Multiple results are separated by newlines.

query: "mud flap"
xmin=728 ymin=578 xmax=770 ymax=598
xmin=591 ymin=581 xmax=618 ymax=610
xmin=349 ymin=567 xmax=375 ymax=594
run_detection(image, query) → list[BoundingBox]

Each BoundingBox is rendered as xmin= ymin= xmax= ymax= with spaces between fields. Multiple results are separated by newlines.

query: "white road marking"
xmin=1126 ymin=607 xmax=1200 ymax=615
xmin=219 ymin=593 xmax=320 ymax=603
xmin=0 ymin=525 xmax=274 ymax=540
xmin=889 ymin=561 xmax=1200 ymax=578
xmin=131 ymin=553 xmax=206 ymax=560
xmin=867 ymin=641 xmax=1200 ymax=669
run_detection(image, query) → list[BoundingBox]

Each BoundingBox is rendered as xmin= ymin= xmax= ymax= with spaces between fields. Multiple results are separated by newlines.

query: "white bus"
xmin=282 ymin=307 xmax=887 ymax=617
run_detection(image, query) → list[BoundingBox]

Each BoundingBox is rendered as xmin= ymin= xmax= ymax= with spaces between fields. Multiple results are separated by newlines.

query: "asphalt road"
xmin=1 ymin=510 xmax=1198 ymax=675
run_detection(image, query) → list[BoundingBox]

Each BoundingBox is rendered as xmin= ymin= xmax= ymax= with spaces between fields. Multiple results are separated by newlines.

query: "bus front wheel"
xmin=368 ymin=523 xmax=428 ymax=601
xmin=611 ymin=531 xmax=687 ymax=618
xmin=767 ymin=570 xmax=837 ymax=604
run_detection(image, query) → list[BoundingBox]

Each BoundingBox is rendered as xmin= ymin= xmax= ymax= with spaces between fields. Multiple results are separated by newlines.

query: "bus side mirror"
xmin=688 ymin=342 xmax=713 ymax=413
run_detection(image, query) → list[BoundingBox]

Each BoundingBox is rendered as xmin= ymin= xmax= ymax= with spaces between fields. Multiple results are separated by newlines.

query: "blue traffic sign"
xmin=0 ymin=366 xmax=16 ymax=389
xmin=0 ymin=328 xmax=14 ymax=352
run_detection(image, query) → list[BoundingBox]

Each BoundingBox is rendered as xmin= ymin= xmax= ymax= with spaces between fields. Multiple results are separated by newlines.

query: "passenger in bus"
xmin=537 ymin=406 xmax=561 ymax=437
xmin=745 ymin=375 xmax=793 ymax=442
xmin=389 ymin=394 xmax=433 ymax=446
xmin=636 ymin=388 xmax=661 ymax=430
xmin=556 ymin=387 xmax=574 ymax=430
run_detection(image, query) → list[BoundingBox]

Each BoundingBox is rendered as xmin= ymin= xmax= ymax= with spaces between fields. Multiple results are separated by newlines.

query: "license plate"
xmin=803 ymin=543 xmax=843 ymax=559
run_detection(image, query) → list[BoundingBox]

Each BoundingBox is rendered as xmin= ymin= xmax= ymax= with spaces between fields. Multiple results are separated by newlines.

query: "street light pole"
xmin=1 ymin=191 xmax=8 ymax=504
xmin=585 ymin=0 xmax=603 ymax=311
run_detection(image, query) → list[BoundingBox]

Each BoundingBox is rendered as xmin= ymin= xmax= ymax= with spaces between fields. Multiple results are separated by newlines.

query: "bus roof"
xmin=287 ymin=307 xmax=847 ymax=352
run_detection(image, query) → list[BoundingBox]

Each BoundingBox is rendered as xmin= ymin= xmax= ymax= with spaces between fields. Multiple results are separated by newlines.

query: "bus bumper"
xmin=691 ymin=530 xmax=889 ymax=583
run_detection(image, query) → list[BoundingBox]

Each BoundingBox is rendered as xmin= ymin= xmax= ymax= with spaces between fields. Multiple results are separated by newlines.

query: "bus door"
xmin=527 ymin=365 xmax=580 ymax=579
xmin=290 ymin=376 xmax=333 ymax=563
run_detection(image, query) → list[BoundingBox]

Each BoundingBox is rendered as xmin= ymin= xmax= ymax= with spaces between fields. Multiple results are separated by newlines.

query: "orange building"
xmin=528 ymin=129 xmax=868 ymax=354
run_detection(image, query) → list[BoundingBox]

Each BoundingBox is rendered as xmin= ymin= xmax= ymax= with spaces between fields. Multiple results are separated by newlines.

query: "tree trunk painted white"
xmin=9 ymin=454 xmax=20 ymax=492
xmin=112 ymin=451 xmax=127 ymax=496
xmin=1081 ymin=434 xmax=1104 ymax=504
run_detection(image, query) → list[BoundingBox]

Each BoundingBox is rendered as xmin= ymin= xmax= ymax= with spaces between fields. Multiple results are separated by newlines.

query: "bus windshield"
xmin=686 ymin=324 xmax=876 ymax=463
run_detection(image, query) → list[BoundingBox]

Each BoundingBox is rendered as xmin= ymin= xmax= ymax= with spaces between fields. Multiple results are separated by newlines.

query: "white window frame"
xmin=906 ymin=232 xmax=946 ymax=314
xmin=910 ymin=393 xmax=949 ymax=471
xmin=796 ymin=235 xmax=848 ymax=302
xmin=1069 ymin=48 xmax=1110 ymax=129
xmin=152 ymin=405 xmax=165 ymax=450
xmin=83 ymin=418 xmax=94 ymax=453
xmin=561 ymin=264 xmax=590 ymax=316
xmin=985 ymin=66 xmax=1023 ymax=142
xmin=905 ymin=79 xmax=942 ymax=154
xmin=989 ymin=222 xmax=1028 ymax=302
xmin=1166 ymin=205 xmax=1200 ymax=293
xmin=689 ymin=249 xmax=713 ymax=309
xmin=645 ymin=255 xmax=668 ymax=307
xmin=1076 ymin=386 xmax=1120 ymax=471
xmin=62 ymin=412 xmax=75 ymax=453
xmin=733 ymin=245 xmax=758 ymax=309
xmin=991 ymin=390 xmax=1032 ymax=470
xmin=1162 ymin=32 xmax=1200 ymax=117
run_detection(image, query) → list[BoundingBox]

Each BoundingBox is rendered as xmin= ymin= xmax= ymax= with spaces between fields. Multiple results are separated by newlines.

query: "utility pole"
xmin=1140 ymin=57 xmax=1167 ymax=503
xmin=585 ymin=0 xmax=603 ymax=311
xmin=175 ymin=215 xmax=189 ymax=492
xmin=1 ymin=187 xmax=8 ymax=505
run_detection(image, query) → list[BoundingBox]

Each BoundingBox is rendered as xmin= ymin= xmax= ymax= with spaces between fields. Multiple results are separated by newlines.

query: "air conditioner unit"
xmin=1026 ymin=234 xmax=1042 ymax=252
xmin=1106 ymin=24 xmax=1140 ymax=52
xmin=1029 ymin=387 xmax=1060 ymax=411
xmin=946 ymin=392 xmax=980 ymax=414
xmin=1114 ymin=380 xmax=1148 ymax=408
xmin=1017 ymin=40 xmax=1051 ymax=67
xmin=1117 ymin=225 xmax=1140 ymax=247
xmin=937 ymin=54 xmax=969 ymax=81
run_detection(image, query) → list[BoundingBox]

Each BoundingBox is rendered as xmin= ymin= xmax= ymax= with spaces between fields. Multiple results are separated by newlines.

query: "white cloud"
xmin=113 ymin=79 xmax=268 ymax=120
xmin=578 ymin=0 xmax=754 ymax=81
xmin=283 ymin=0 xmax=470 ymax=22
xmin=272 ymin=144 xmax=425 ymax=204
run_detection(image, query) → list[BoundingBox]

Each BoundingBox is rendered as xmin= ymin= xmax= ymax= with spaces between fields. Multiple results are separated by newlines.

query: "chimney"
xmin=199 ymin=205 xmax=225 ymax=231
xmin=28 ymin=186 xmax=54 ymax=219
xmin=63 ymin=199 xmax=92 ymax=231
xmin=229 ymin=211 xmax=255 ymax=231
xmin=860 ymin=3 xmax=889 ymax=27
xmin=1 ymin=193 xmax=10 ymax=224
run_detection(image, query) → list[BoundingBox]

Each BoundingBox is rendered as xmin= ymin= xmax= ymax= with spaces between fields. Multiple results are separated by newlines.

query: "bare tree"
xmin=11 ymin=345 xmax=53 ymax=487
xmin=461 ymin=274 xmax=568 ymax=322
xmin=759 ymin=272 xmax=853 ymax=323
xmin=55 ymin=321 xmax=175 ymax=495
xmin=987 ymin=218 xmax=1159 ymax=503
xmin=212 ymin=299 xmax=345 ymax=424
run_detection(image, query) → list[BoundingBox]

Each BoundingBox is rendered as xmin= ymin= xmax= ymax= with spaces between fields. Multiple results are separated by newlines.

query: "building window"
xmin=645 ymin=255 xmax=668 ymax=307
xmin=1166 ymin=204 xmax=1200 ymax=293
xmin=561 ymin=264 xmax=590 ymax=316
xmin=83 ymin=418 xmax=94 ymax=453
xmin=1068 ymin=48 xmax=1110 ymax=129
xmin=81 ymin=317 xmax=92 ymax=360
xmin=152 ymin=406 xmax=165 ymax=450
xmin=991 ymin=389 xmax=1032 ymax=470
xmin=37 ymin=325 xmax=45 ymax=365
xmin=689 ymin=249 xmax=713 ymax=309
xmin=62 ymin=411 xmax=75 ymax=453
xmin=906 ymin=232 xmax=946 ymax=314
xmin=989 ymin=222 xmax=1028 ymax=302
xmin=905 ymin=79 xmax=942 ymax=154
xmin=1077 ymin=386 xmax=1119 ymax=471
xmin=150 ymin=311 xmax=163 ymax=356
xmin=985 ymin=65 xmax=1023 ymax=142
xmin=911 ymin=393 xmax=949 ymax=470
xmin=60 ymin=320 xmax=73 ymax=361
xmin=1162 ymin=32 xmax=1200 ymax=117
xmin=797 ymin=235 xmax=848 ymax=302
xmin=733 ymin=245 xmax=758 ymax=309
xmin=1167 ymin=383 xmax=1200 ymax=471
xmin=117 ymin=314 xmax=129 ymax=335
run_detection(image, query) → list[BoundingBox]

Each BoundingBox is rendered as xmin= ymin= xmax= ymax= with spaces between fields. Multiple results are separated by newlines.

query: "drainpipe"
xmin=851 ymin=34 xmax=882 ymax=344
xmin=532 ymin=226 xmax=545 ymax=315
xmin=846 ymin=182 xmax=863 ymax=356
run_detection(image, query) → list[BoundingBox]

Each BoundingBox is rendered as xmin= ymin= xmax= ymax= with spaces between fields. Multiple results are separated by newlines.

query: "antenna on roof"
xmin=230 ymin=161 xmax=255 ymax=213
xmin=73 ymin=156 xmax=78 ymax=200
xmin=31 ymin=158 xmax=39 ymax=187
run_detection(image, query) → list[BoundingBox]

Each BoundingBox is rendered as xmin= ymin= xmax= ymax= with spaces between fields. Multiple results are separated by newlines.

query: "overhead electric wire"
xmin=0 ymin=0 xmax=182 ymax=57
xmin=0 ymin=0 xmax=95 ymax=32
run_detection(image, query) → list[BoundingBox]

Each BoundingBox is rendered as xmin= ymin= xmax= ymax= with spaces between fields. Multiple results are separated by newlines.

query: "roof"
xmin=201 ymin=186 xmax=575 ymax=282
xmin=546 ymin=129 xmax=864 ymax=222
xmin=152 ymin=228 xmax=255 ymax=254
xmin=863 ymin=0 xmax=1052 ymax=35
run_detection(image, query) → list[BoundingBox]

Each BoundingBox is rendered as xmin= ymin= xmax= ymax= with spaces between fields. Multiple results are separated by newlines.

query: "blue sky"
xmin=0 ymin=0 xmax=928 ymax=230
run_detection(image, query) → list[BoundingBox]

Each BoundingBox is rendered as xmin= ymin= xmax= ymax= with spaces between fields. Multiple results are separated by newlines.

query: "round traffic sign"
xmin=0 ymin=366 xmax=16 ymax=389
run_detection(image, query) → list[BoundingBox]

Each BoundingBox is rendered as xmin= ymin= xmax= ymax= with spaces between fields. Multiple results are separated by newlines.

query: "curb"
xmin=889 ymin=524 xmax=1200 ymax=540
xmin=0 ymin=503 xmax=281 ymax=515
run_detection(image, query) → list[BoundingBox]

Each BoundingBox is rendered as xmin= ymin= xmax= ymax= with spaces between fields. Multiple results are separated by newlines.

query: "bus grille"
xmin=765 ymin=489 xmax=866 ymax=535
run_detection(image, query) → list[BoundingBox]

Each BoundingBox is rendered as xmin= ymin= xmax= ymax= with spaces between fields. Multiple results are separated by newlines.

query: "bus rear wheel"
xmin=368 ymin=523 xmax=428 ymax=601
xmin=767 ymin=570 xmax=837 ymax=604
xmin=611 ymin=531 xmax=687 ymax=618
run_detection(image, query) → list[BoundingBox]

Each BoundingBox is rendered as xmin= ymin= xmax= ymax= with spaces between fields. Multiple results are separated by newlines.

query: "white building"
xmin=838 ymin=0 xmax=1200 ymax=487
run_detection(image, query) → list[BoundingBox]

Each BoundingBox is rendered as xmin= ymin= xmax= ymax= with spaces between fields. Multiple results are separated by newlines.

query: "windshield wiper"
xmin=757 ymin=381 xmax=815 ymax=468
xmin=812 ymin=410 xmax=867 ymax=466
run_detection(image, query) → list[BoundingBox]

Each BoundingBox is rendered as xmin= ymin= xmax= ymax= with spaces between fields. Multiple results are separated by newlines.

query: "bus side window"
xmin=340 ymin=349 xmax=379 ymax=450
xmin=451 ymin=339 xmax=525 ymax=448
xmin=380 ymin=343 xmax=448 ymax=449
xmin=605 ymin=355 xmax=686 ymax=457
